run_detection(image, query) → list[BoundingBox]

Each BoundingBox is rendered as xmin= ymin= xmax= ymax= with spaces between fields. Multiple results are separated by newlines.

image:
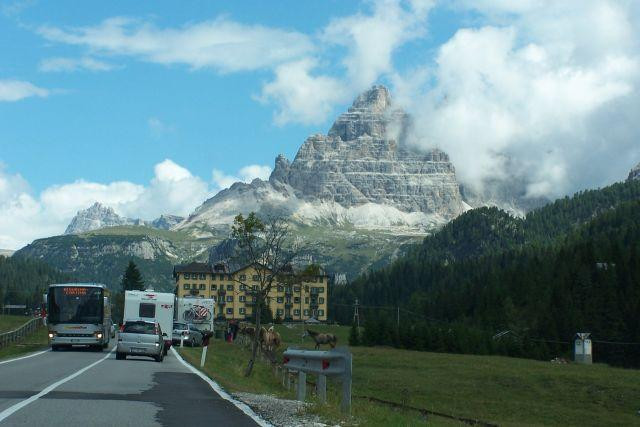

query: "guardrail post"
xmin=341 ymin=351 xmax=352 ymax=414
xmin=317 ymin=374 xmax=327 ymax=403
xmin=297 ymin=371 xmax=306 ymax=401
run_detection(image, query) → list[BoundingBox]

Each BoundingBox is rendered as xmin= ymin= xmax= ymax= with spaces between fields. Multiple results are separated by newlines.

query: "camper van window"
xmin=139 ymin=303 xmax=156 ymax=318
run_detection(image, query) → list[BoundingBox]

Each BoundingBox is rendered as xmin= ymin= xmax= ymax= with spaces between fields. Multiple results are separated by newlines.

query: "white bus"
xmin=47 ymin=283 xmax=112 ymax=351
xmin=124 ymin=290 xmax=174 ymax=353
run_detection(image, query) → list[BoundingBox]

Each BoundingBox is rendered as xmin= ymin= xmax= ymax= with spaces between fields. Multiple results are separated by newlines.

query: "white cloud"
xmin=259 ymin=58 xmax=347 ymax=125
xmin=147 ymin=117 xmax=174 ymax=136
xmin=322 ymin=0 xmax=434 ymax=90
xmin=37 ymin=16 xmax=313 ymax=73
xmin=39 ymin=56 xmax=115 ymax=72
xmin=212 ymin=164 xmax=272 ymax=190
xmin=400 ymin=0 xmax=640 ymax=198
xmin=0 ymin=79 xmax=49 ymax=101
xmin=0 ymin=159 xmax=273 ymax=249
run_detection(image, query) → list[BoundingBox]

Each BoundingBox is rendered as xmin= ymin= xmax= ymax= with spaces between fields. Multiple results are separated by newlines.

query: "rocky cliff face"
xmin=180 ymin=85 xmax=464 ymax=233
xmin=65 ymin=203 xmax=185 ymax=234
xmin=65 ymin=203 xmax=135 ymax=234
xmin=629 ymin=163 xmax=640 ymax=181
xmin=151 ymin=214 xmax=185 ymax=230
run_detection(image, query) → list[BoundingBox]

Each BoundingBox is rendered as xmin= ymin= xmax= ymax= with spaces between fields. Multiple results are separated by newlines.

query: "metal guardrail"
xmin=0 ymin=318 xmax=42 ymax=348
xmin=283 ymin=346 xmax=352 ymax=413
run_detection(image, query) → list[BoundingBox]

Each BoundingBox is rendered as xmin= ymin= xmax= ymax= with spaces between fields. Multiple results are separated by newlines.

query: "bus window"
xmin=139 ymin=303 xmax=156 ymax=318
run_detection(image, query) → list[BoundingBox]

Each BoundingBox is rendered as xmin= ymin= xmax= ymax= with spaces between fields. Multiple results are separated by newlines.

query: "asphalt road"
xmin=0 ymin=340 xmax=264 ymax=426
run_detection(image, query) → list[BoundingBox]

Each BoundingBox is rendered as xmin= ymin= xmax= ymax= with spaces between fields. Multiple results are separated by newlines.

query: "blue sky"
xmin=1 ymin=0 xmax=639 ymax=248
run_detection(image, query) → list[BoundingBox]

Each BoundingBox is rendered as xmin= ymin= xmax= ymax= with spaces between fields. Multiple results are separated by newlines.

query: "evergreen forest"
xmin=334 ymin=179 xmax=640 ymax=367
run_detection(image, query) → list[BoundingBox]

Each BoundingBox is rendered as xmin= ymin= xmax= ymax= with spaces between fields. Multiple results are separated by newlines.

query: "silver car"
xmin=116 ymin=319 xmax=165 ymax=362
xmin=172 ymin=322 xmax=203 ymax=346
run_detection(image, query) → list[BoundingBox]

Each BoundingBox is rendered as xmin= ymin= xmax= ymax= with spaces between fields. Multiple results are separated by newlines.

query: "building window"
xmin=239 ymin=295 xmax=246 ymax=302
xmin=294 ymin=297 xmax=300 ymax=303
xmin=294 ymin=309 xmax=300 ymax=316
xmin=199 ymin=283 xmax=205 ymax=290
xmin=226 ymin=308 xmax=233 ymax=315
xmin=319 ymin=297 xmax=325 ymax=304
xmin=303 ymin=309 xmax=309 ymax=316
xmin=252 ymin=275 xmax=260 ymax=281
xmin=277 ymin=309 xmax=284 ymax=316
xmin=294 ymin=286 xmax=300 ymax=292
xmin=226 ymin=295 xmax=233 ymax=302
xmin=239 ymin=274 xmax=246 ymax=280
xmin=304 ymin=285 xmax=309 ymax=292
xmin=184 ymin=273 xmax=190 ymax=279
xmin=318 ymin=287 xmax=325 ymax=293
xmin=199 ymin=273 xmax=205 ymax=279
xmin=239 ymin=308 xmax=246 ymax=314
xmin=227 ymin=284 xmax=234 ymax=291
xmin=228 ymin=275 xmax=234 ymax=280
xmin=184 ymin=284 xmax=190 ymax=290
xmin=219 ymin=274 xmax=225 ymax=280
xmin=211 ymin=274 xmax=216 ymax=280
xmin=239 ymin=284 xmax=247 ymax=291
xmin=319 ymin=276 xmax=324 ymax=283
xmin=277 ymin=297 xmax=284 ymax=303
xmin=318 ymin=310 xmax=324 ymax=316
xmin=277 ymin=285 xmax=284 ymax=292
xmin=211 ymin=284 xmax=217 ymax=291
xmin=253 ymin=285 xmax=259 ymax=291
xmin=305 ymin=297 xmax=309 ymax=304
xmin=286 ymin=297 xmax=291 ymax=303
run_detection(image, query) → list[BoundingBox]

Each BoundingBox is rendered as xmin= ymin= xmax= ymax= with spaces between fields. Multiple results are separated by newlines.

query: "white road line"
xmin=0 ymin=347 xmax=115 ymax=423
xmin=171 ymin=347 xmax=272 ymax=427
xmin=0 ymin=349 xmax=49 ymax=366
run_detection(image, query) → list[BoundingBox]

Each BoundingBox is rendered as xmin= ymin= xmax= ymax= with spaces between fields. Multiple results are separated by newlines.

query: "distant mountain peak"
xmin=351 ymin=85 xmax=391 ymax=112
xmin=65 ymin=204 xmax=184 ymax=234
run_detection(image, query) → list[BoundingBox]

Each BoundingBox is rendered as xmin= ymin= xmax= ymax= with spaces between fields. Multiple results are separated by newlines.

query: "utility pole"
xmin=353 ymin=298 xmax=360 ymax=331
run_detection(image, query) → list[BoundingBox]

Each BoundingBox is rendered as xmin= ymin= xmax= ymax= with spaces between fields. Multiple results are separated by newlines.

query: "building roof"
xmin=173 ymin=262 xmax=213 ymax=274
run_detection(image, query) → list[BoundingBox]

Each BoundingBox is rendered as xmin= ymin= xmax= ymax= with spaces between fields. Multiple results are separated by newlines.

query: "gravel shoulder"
xmin=234 ymin=392 xmax=334 ymax=427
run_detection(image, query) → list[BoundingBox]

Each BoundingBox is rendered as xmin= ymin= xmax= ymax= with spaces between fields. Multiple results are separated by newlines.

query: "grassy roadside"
xmin=180 ymin=324 xmax=640 ymax=426
xmin=0 ymin=316 xmax=48 ymax=360
xmin=0 ymin=315 xmax=32 ymax=333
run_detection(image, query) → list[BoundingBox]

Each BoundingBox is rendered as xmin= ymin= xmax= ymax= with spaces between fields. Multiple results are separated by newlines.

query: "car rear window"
xmin=123 ymin=321 xmax=156 ymax=334
xmin=173 ymin=323 xmax=187 ymax=329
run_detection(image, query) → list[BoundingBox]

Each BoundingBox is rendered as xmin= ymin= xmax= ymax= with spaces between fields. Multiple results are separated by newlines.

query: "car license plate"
xmin=131 ymin=347 xmax=145 ymax=353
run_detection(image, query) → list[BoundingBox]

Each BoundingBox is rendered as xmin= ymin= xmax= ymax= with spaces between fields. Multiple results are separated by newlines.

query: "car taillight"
xmin=119 ymin=324 xmax=125 ymax=332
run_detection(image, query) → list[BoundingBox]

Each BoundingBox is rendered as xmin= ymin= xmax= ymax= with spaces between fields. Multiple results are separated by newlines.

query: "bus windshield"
xmin=48 ymin=287 xmax=103 ymax=324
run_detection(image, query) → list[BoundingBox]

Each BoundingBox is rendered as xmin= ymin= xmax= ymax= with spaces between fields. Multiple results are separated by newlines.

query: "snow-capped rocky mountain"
xmin=64 ymin=202 xmax=184 ymax=234
xmin=178 ymin=85 xmax=464 ymax=234
xmin=629 ymin=162 xmax=640 ymax=181
xmin=65 ymin=203 xmax=137 ymax=234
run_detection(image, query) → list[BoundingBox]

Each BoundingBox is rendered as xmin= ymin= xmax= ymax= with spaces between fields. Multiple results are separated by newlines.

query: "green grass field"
xmin=180 ymin=324 xmax=640 ymax=426
xmin=0 ymin=315 xmax=32 ymax=333
xmin=0 ymin=315 xmax=48 ymax=360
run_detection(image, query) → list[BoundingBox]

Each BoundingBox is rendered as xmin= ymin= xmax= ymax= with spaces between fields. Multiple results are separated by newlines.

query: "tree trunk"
xmin=245 ymin=297 xmax=262 ymax=376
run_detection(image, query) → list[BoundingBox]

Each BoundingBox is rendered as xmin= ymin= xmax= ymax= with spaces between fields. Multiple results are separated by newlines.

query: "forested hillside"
xmin=0 ymin=256 xmax=72 ymax=310
xmin=333 ymin=180 xmax=640 ymax=367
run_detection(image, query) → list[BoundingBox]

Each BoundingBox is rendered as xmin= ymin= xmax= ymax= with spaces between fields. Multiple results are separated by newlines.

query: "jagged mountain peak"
xmin=351 ymin=85 xmax=391 ymax=112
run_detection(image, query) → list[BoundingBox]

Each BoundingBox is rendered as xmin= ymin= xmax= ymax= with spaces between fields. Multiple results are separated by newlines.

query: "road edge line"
xmin=0 ymin=349 xmax=49 ymax=366
xmin=171 ymin=347 xmax=272 ymax=427
xmin=0 ymin=347 xmax=115 ymax=422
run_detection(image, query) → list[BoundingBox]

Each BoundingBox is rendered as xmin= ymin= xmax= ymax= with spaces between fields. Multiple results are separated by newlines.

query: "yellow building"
xmin=173 ymin=262 xmax=328 ymax=322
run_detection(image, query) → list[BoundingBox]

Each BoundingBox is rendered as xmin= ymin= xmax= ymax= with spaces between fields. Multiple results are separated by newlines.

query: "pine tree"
xmin=121 ymin=260 xmax=144 ymax=291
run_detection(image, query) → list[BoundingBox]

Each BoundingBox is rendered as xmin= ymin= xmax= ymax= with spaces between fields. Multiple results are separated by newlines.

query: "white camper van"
xmin=124 ymin=290 xmax=174 ymax=352
xmin=176 ymin=297 xmax=215 ymax=332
